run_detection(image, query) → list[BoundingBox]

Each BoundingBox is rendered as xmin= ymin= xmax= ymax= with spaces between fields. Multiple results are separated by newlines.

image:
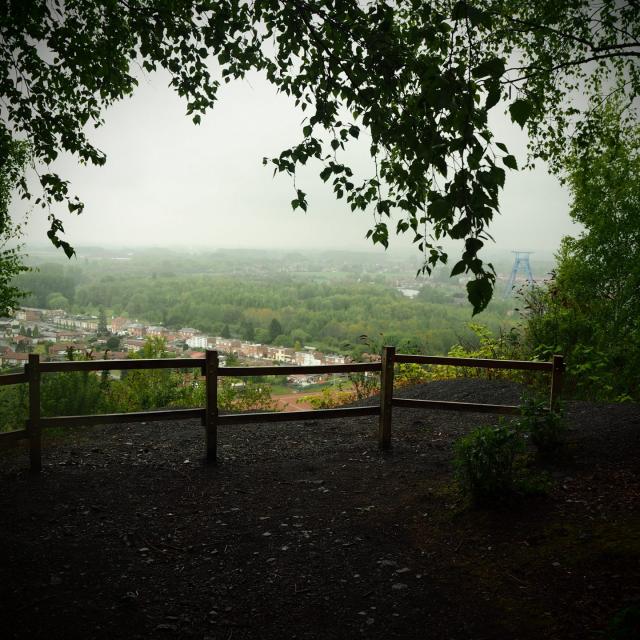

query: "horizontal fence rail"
xmin=387 ymin=351 xmax=564 ymax=427
xmin=36 ymin=360 xmax=381 ymax=376
xmin=218 ymin=406 xmax=380 ymax=425
xmin=0 ymin=429 xmax=29 ymax=450
xmin=219 ymin=362 xmax=381 ymax=377
xmin=391 ymin=398 xmax=521 ymax=415
xmin=395 ymin=354 xmax=553 ymax=372
xmin=0 ymin=348 xmax=563 ymax=471
xmin=40 ymin=357 xmax=206 ymax=373
xmin=40 ymin=408 xmax=205 ymax=429
xmin=0 ymin=371 xmax=28 ymax=385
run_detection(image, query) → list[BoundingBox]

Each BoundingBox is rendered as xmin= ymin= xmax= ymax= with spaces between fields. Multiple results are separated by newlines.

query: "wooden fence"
xmin=0 ymin=349 xmax=564 ymax=472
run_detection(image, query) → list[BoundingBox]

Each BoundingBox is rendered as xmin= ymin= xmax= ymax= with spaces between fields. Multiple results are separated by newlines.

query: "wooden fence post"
xmin=205 ymin=349 xmax=219 ymax=462
xmin=378 ymin=345 xmax=395 ymax=450
xmin=200 ymin=359 xmax=207 ymax=429
xmin=27 ymin=353 xmax=41 ymax=473
xmin=550 ymin=354 xmax=564 ymax=412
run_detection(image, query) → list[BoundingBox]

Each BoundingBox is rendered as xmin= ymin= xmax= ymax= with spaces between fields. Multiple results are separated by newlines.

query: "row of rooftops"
xmin=1 ymin=309 xmax=349 ymax=368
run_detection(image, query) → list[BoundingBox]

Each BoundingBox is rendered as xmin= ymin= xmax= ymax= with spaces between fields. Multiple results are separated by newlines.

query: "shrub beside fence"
xmin=0 ymin=349 xmax=564 ymax=472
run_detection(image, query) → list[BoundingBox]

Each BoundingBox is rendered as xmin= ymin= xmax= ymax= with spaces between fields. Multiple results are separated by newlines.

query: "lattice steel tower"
xmin=504 ymin=251 xmax=534 ymax=297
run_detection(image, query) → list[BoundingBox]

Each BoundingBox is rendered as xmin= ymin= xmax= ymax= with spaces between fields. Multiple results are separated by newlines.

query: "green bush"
xmin=454 ymin=421 xmax=523 ymax=506
xmin=607 ymin=603 xmax=640 ymax=640
xmin=519 ymin=396 xmax=566 ymax=455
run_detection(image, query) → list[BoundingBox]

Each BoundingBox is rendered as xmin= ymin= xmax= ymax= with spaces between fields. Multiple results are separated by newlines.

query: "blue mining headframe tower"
xmin=504 ymin=251 xmax=534 ymax=297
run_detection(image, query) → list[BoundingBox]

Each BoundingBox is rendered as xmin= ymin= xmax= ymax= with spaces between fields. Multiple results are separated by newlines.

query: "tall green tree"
xmin=97 ymin=307 xmax=109 ymax=337
xmin=241 ymin=320 xmax=255 ymax=342
xmin=522 ymin=105 xmax=640 ymax=400
xmin=269 ymin=318 xmax=284 ymax=343
xmin=0 ymin=139 xmax=29 ymax=315
xmin=1 ymin=1 xmax=638 ymax=310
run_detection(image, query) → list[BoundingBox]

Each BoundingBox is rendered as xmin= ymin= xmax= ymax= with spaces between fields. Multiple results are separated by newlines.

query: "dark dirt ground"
xmin=1 ymin=379 xmax=638 ymax=640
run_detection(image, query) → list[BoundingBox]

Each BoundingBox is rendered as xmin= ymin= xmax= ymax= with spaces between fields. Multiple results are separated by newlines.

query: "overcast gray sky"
xmin=16 ymin=69 xmax=579 ymax=258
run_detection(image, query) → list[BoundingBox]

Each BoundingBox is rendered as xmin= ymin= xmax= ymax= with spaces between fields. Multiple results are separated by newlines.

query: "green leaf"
xmin=509 ymin=98 xmax=534 ymax=128
xmin=451 ymin=218 xmax=472 ymax=238
xmin=396 ymin=220 xmax=410 ymax=233
xmin=492 ymin=166 xmax=506 ymax=188
xmin=451 ymin=1 xmax=489 ymax=26
xmin=472 ymin=57 xmax=505 ymax=79
xmin=450 ymin=260 xmax=466 ymax=277
xmin=61 ymin=241 xmax=75 ymax=259
xmin=370 ymin=223 xmax=389 ymax=249
xmin=467 ymin=276 xmax=494 ymax=315
xmin=67 ymin=200 xmax=83 ymax=214
xmin=485 ymin=85 xmax=501 ymax=110
xmin=502 ymin=155 xmax=518 ymax=170
xmin=451 ymin=1 xmax=467 ymax=19
xmin=428 ymin=198 xmax=451 ymax=218
xmin=464 ymin=237 xmax=484 ymax=256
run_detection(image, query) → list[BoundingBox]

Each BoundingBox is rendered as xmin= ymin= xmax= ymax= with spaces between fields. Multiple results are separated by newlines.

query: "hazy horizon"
xmin=12 ymin=69 xmax=580 ymax=257
xmin=21 ymin=241 xmax=560 ymax=262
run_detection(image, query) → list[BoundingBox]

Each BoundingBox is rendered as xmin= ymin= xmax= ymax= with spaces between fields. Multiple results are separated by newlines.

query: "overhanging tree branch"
xmin=1 ymin=0 xmax=639 ymax=313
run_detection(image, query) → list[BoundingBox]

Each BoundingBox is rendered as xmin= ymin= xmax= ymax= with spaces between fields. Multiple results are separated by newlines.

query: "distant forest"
xmin=15 ymin=249 xmax=519 ymax=356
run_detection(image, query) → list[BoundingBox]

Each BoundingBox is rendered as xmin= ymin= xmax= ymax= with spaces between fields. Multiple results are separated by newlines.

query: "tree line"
xmin=16 ymin=264 xmax=515 ymax=357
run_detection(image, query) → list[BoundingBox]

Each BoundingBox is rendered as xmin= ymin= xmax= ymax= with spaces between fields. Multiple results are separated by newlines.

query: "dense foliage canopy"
xmin=2 ymin=1 xmax=638 ymax=311
xmin=521 ymin=106 xmax=640 ymax=400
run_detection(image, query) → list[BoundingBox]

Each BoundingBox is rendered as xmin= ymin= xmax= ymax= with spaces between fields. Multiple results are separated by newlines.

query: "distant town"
xmin=0 ymin=307 xmax=348 ymax=371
